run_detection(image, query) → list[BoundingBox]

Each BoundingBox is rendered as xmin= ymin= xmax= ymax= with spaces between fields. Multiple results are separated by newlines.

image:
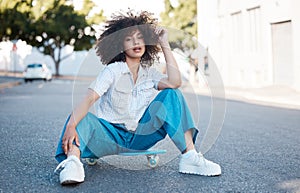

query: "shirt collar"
xmin=120 ymin=62 xmax=131 ymax=74
xmin=120 ymin=61 xmax=147 ymax=77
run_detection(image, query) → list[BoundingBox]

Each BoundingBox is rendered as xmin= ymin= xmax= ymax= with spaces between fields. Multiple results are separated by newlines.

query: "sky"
xmin=74 ymin=0 xmax=165 ymax=20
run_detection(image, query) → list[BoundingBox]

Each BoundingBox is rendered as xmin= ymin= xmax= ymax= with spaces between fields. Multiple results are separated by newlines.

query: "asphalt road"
xmin=0 ymin=79 xmax=299 ymax=193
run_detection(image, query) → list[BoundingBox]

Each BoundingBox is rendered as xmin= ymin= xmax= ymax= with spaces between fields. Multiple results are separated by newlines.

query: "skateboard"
xmin=85 ymin=149 xmax=167 ymax=168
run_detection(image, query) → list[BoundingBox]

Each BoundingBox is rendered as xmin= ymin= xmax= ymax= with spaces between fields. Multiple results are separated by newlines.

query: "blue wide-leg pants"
xmin=55 ymin=89 xmax=198 ymax=163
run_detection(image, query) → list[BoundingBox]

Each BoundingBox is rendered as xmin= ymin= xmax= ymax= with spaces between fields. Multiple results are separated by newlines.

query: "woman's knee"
xmin=76 ymin=112 xmax=98 ymax=132
xmin=160 ymin=88 xmax=179 ymax=94
xmin=158 ymin=88 xmax=183 ymax=100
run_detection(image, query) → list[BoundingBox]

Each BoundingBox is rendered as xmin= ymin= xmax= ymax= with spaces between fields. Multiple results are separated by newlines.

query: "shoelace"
xmin=198 ymin=152 xmax=204 ymax=157
xmin=197 ymin=152 xmax=207 ymax=165
xmin=54 ymin=158 xmax=70 ymax=174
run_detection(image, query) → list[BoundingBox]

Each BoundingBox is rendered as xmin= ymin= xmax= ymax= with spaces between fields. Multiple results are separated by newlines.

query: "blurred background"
xmin=0 ymin=0 xmax=299 ymax=92
xmin=197 ymin=0 xmax=300 ymax=92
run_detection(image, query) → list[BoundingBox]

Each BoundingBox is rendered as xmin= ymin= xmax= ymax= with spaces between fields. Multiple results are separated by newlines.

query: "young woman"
xmin=54 ymin=10 xmax=221 ymax=185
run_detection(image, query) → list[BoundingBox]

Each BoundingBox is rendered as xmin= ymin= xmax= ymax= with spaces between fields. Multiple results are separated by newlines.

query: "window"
xmin=231 ymin=11 xmax=243 ymax=52
xmin=247 ymin=6 xmax=261 ymax=52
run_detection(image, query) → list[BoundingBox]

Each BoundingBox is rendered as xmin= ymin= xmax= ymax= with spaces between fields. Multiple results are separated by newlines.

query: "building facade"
xmin=197 ymin=0 xmax=300 ymax=91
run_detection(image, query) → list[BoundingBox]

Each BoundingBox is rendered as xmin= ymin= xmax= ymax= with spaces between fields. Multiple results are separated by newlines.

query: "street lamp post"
xmin=11 ymin=39 xmax=18 ymax=74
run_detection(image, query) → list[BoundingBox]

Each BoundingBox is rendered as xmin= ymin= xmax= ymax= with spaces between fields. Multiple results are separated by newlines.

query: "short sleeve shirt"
xmin=89 ymin=61 xmax=166 ymax=131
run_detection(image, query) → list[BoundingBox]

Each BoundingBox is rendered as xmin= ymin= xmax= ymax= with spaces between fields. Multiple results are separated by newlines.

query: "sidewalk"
xmin=0 ymin=71 xmax=93 ymax=89
xmin=1 ymin=71 xmax=300 ymax=110
xmin=224 ymin=86 xmax=300 ymax=110
xmin=0 ymin=72 xmax=23 ymax=89
xmin=187 ymin=81 xmax=300 ymax=110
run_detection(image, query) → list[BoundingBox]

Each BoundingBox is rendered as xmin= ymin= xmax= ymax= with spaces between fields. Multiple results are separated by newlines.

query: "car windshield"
xmin=27 ymin=64 xmax=43 ymax=68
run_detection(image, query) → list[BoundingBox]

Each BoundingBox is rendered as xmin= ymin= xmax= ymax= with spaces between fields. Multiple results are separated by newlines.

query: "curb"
xmin=225 ymin=90 xmax=300 ymax=110
xmin=183 ymin=82 xmax=300 ymax=110
xmin=1 ymin=76 xmax=300 ymax=110
xmin=0 ymin=81 xmax=22 ymax=89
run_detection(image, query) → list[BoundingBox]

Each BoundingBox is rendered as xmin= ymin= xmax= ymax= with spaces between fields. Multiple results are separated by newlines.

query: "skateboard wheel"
xmin=147 ymin=155 xmax=159 ymax=168
xmin=86 ymin=158 xmax=98 ymax=165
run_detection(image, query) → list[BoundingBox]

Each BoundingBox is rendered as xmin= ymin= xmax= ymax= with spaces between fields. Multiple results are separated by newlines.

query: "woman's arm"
xmin=155 ymin=27 xmax=182 ymax=90
xmin=62 ymin=89 xmax=100 ymax=154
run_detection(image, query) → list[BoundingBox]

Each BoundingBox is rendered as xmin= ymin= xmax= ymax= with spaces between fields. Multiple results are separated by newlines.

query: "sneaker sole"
xmin=179 ymin=165 xmax=221 ymax=176
xmin=61 ymin=179 xmax=84 ymax=185
xmin=179 ymin=170 xmax=221 ymax=176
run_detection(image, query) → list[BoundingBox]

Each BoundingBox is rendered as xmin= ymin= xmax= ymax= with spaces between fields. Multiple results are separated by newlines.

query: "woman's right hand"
xmin=62 ymin=124 xmax=80 ymax=155
xmin=60 ymin=89 xmax=99 ymax=155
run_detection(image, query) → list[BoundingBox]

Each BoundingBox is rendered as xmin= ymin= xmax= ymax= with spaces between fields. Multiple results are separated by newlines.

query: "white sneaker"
xmin=179 ymin=150 xmax=221 ymax=176
xmin=54 ymin=155 xmax=85 ymax=185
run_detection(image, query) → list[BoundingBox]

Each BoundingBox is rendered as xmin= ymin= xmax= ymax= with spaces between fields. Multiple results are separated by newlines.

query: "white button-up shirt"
xmin=89 ymin=61 xmax=166 ymax=131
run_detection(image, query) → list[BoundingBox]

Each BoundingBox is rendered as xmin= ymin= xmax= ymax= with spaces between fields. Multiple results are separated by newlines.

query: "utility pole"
xmin=11 ymin=40 xmax=18 ymax=74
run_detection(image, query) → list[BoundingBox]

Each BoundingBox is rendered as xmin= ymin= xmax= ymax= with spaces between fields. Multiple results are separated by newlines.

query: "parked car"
xmin=24 ymin=63 xmax=52 ymax=82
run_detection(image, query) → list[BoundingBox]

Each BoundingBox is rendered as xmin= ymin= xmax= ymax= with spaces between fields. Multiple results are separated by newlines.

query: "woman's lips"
xmin=133 ymin=47 xmax=142 ymax=52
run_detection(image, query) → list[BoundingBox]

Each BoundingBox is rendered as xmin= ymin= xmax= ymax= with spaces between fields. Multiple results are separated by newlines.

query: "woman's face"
xmin=123 ymin=29 xmax=146 ymax=60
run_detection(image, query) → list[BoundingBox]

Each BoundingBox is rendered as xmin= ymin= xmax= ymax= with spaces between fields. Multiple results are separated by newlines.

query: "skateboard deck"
xmin=118 ymin=149 xmax=167 ymax=156
xmin=85 ymin=149 xmax=166 ymax=168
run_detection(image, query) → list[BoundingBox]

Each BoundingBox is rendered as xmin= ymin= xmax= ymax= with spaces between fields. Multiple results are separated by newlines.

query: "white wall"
xmin=291 ymin=0 xmax=300 ymax=91
xmin=0 ymin=40 xmax=102 ymax=76
xmin=197 ymin=0 xmax=300 ymax=90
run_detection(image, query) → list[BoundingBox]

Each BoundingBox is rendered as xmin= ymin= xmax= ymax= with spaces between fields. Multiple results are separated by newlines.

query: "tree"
xmin=160 ymin=0 xmax=197 ymax=51
xmin=75 ymin=0 xmax=105 ymax=25
xmin=0 ymin=1 xmax=31 ymax=41
xmin=0 ymin=0 xmax=105 ymax=76
xmin=31 ymin=2 xmax=94 ymax=76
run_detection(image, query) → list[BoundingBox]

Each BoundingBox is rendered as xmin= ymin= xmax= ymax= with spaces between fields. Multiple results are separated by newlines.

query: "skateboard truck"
xmin=85 ymin=149 xmax=166 ymax=168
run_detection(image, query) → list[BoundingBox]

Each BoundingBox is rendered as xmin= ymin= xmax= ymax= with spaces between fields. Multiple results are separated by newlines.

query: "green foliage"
xmin=33 ymin=4 xmax=93 ymax=50
xmin=0 ymin=1 xmax=31 ymax=40
xmin=0 ymin=8 xmax=29 ymax=40
xmin=0 ymin=0 xmax=105 ymax=75
xmin=160 ymin=0 xmax=197 ymax=51
xmin=75 ymin=0 xmax=105 ymax=25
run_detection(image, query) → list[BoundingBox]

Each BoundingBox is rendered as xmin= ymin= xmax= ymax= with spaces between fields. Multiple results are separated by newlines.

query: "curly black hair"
xmin=95 ymin=9 xmax=161 ymax=66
